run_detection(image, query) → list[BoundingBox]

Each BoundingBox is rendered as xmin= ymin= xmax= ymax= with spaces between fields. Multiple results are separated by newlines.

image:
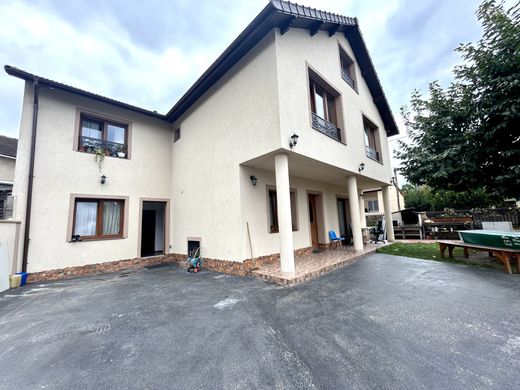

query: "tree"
xmin=397 ymin=0 xmax=520 ymax=199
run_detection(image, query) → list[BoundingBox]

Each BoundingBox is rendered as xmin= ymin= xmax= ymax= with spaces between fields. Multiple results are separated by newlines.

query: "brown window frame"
xmin=268 ymin=188 xmax=298 ymax=233
xmin=309 ymin=78 xmax=338 ymax=127
xmin=339 ymin=48 xmax=357 ymax=91
xmin=72 ymin=198 xmax=125 ymax=240
xmin=363 ymin=116 xmax=382 ymax=163
xmin=78 ymin=114 xmax=129 ymax=158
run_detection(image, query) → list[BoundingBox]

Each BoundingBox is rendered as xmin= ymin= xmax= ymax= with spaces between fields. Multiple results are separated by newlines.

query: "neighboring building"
xmin=5 ymin=1 xmax=398 ymax=278
xmin=363 ymin=185 xmax=404 ymax=215
xmin=0 ymin=135 xmax=17 ymax=219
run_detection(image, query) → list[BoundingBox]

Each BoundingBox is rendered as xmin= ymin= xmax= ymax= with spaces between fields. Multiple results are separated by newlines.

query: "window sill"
xmin=366 ymin=154 xmax=383 ymax=165
xmin=77 ymin=149 xmax=128 ymax=159
xmin=69 ymin=236 xmax=125 ymax=243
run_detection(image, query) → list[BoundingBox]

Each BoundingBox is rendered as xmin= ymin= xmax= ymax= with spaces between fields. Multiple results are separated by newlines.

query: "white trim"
xmin=0 ymin=180 xmax=14 ymax=185
xmin=0 ymin=154 xmax=16 ymax=160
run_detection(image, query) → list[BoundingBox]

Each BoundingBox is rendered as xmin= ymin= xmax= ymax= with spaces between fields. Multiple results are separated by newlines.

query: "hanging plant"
xmin=94 ymin=147 xmax=105 ymax=171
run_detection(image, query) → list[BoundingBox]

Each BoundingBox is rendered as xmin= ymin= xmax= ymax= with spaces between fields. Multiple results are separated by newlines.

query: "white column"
xmin=275 ymin=153 xmax=295 ymax=273
xmin=347 ymin=176 xmax=363 ymax=251
xmin=359 ymin=193 xmax=366 ymax=228
xmin=382 ymin=185 xmax=395 ymax=242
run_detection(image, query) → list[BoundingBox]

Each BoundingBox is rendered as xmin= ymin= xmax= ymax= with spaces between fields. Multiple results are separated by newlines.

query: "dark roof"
xmin=0 ymin=135 xmax=17 ymax=158
xmin=4 ymin=66 xmax=167 ymax=121
xmin=5 ymin=1 xmax=398 ymax=136
xmin=166 ymin=0 xmax=398 ymax=136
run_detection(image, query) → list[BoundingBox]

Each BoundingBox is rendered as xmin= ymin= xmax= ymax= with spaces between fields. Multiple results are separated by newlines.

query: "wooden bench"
xmin=437 ymin=240 xmax=520 ymax=275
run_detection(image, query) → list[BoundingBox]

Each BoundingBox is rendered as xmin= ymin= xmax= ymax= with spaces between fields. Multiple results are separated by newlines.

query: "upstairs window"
xmin=73 ymin=198 xmax=124 ymax=240
xmin=268 ymin=188 xmax=298 ymax=233
xmin=340 ymin=48 xmax=356 ymax=90
xmin=363 ymin=116 xmax=381 ymax=162
xmin=79 ymin=115 xmax=128 ymax=158
xmin=308 ymin=70 xmax=342 ymax=142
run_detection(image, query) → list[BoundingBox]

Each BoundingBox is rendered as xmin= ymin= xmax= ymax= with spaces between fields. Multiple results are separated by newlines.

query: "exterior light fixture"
xmin=250 ymin=175 xmax=258 ymax=186
xmin=358 ymin=163 xmax=365 ymax=172
xmin=289 ymin=133 xmax=299 ymax=149
xmin=100 ymin=175 xmax=107 ymax=184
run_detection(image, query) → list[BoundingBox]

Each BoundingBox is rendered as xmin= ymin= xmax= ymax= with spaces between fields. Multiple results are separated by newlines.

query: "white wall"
xmin=0 ymin=156 xmax=15 ymax=183
xmin=170 ymin=32 xmax=281 ymax=262
xmin=13 ymin=83 xmax=172 ymax=273
xmin=274 ymin=29 xmax=393 ymax=184
xmin=0 ymin=220 xmax=21 ymax=274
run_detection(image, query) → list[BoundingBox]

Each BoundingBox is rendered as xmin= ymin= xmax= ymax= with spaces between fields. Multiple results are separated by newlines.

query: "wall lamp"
xmin=358 ymin=163 xmax=365 ymax=172
xmin=100 ymin=175 xmax=107 ymax=185
xmin=289 ymin=133 xmax=299 ymax=149
xmin=250 ymin=175 xmax=258 ymax=186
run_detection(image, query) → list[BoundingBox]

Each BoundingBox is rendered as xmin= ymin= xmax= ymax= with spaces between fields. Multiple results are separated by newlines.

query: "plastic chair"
xmin=329 ymin=230 xmax=345 ymax=250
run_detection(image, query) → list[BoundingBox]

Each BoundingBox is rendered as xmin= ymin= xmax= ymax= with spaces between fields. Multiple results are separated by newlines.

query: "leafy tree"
xmin=397 ymin=0 xmax=520 ymax=199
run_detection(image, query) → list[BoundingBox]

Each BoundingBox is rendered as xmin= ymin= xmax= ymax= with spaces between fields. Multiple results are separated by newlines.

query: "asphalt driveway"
xmin=1 ymin=254 xmax=519 ymax=389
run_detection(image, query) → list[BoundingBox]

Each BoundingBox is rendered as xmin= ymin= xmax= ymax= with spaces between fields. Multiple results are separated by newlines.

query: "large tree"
xmin=397 ymin=0 xmax=520 ymax=199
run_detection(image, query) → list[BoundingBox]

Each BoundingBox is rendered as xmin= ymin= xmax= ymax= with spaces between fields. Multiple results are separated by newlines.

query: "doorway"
xmin=140 ymin=201 xmax=166 ymax=257
xmin=337 ymin=197 xmax=352 ymax=245
xmin=308 ymin=194 xmax=323 ymax=248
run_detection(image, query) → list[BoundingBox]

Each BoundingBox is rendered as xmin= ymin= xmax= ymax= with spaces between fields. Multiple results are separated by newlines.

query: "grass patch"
xmin=376 ymin=242 xmax=504 ymax=271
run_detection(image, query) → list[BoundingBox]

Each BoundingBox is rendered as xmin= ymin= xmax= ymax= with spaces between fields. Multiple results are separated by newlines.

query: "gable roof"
xmin=5 ymin=1 xmax=398 ymax=136
xmin=4 ymin=66 xmax=167 ymax=121
xmin=166 ymin=0 xmax=398 ymax=136
xmin=0 ymin=135 xmax=17 ymax=158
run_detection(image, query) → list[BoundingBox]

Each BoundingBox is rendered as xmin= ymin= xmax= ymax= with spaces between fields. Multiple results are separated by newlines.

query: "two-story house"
xmin=5 ymin=1 xmax=398 ymax=280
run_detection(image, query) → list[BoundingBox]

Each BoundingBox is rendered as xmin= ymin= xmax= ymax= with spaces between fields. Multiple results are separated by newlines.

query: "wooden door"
xmin=308 ymin=195 xmax=319 ymax=248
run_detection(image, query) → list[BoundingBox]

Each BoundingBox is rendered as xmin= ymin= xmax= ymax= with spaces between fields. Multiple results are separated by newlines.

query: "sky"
xmin=0 ymin=0 xmax=489 ymax=179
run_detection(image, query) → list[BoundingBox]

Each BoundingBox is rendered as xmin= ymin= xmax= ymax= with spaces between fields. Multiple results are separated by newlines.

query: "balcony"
xmin=341 ymin=69 xmax=355 ymax=89
xmin=365 ymin=145 xmax=380 ymax=162
xmin=311 ymin=113 xmax=341 ymax=142
xmin=79 ymin=136 xmax=127 ymax=158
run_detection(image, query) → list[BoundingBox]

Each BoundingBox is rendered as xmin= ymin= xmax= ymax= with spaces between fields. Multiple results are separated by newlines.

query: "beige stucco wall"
xmin=364 ymin=187 xmax=404 ymax=214
xmin=170 ymin=32 xmax=281 ymax=262
xmin=274 ymin=28 xmax=392 ymax=185
xmin=12 ymin=82 xmax=172 ymax=273
xmin=0 ymin=220 xmax=21 ymax=274
xmin=0 ymin=155 xmax=15 ymax=183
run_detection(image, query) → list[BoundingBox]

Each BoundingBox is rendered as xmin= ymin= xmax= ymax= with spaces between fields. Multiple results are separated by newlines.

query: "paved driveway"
xmin=1 ymin=254 xmax=519 ymax=389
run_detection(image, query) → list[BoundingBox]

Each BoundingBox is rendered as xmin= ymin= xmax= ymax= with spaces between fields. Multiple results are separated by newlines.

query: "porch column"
xmin=359 ymin=192 xmax=366 ymax=228
xmin=347 ymin=176 xmax=364 ymax=251
xmin=382 ymin=185 xmax=395 ymax=242
xmin=275 ymin=153 xmax=295 ymax=273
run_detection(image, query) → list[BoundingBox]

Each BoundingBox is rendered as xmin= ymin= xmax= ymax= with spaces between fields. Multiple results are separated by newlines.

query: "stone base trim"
xmin=26 ymin=247 xmax=313 ymax=283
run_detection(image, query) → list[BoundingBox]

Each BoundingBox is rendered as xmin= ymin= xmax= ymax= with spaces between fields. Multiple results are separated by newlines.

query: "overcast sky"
xmin=0 ymin=0 xmax=488 ymax=176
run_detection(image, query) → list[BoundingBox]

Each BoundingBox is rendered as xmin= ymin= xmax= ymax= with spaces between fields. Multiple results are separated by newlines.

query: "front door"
xmin=308 ymin=194 xmax=319 ymax=248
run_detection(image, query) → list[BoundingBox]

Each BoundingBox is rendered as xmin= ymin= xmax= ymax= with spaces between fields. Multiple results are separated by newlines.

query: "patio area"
xmin=252 ymin=243 xmax=384 ymax=285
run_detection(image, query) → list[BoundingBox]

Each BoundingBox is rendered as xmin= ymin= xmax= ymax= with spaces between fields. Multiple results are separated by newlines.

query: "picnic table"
xmin=437 ymin=240 xmax=520 ymax=275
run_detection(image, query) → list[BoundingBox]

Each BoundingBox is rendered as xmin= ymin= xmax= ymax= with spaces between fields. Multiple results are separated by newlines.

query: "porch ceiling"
xmin=242 ymin=149 xmax=387 ymax=190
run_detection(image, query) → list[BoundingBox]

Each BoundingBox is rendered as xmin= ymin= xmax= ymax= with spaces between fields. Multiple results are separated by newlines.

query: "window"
xmin=174 ymin=127 xmax=181 ymax=143
xmin=308 ymin=70 xmax=342 ymax=142
xmin=73 ymin=198 xmax=124 ymax=239
xmin=367 ymin=200 xmax=379 ymax=212
xmin=340 ymin=48 xmax=356 ymax=90
xmin=78 ymin=115 xmax=128 ymax=158
xmin=268 ymin=189 xmax=298 ymax=233
xmin=363 ymin=116 xmax=381 ymax=162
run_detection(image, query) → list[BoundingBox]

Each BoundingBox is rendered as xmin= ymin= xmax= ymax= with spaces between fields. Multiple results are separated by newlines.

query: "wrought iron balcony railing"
xmin=311 ymin=113 xmax=342 ymax=142
xmin=366 ymin=145 xmax=380 ymax=162
xmin=79 ymin=136 xmax=127 ymax=158
xmin=341 ymin=69 xmax=355 ymax=89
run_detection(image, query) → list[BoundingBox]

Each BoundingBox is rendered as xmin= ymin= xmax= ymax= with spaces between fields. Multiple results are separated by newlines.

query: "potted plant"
xmin=431 ymin=209 xmax=472 ymax=223
xmin=117 ymin=146 xmax=126 ymax=158
xmin=94 ymin=147 xmax=105 ymax=171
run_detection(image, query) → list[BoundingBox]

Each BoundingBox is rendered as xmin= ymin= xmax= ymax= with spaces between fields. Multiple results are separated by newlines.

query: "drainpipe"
xmin=21 ymin=79 xmax=39 ymax=273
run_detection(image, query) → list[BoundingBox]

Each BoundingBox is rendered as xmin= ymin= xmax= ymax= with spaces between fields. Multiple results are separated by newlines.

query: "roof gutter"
xmin=21 ymin=80 xmax=39 ymax=273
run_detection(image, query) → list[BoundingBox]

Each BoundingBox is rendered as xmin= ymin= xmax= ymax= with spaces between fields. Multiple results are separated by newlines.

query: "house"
xmin=363 ymin=185 xmax=404 ymax=215
xmin=0 ymin=135 xmax=17 ymax=219
xmin=4 ymin=1 xmax=398 ymax=280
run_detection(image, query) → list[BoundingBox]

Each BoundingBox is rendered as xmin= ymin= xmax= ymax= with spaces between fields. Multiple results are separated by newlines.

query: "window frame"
xmin=339 ymin=45 xmax=357 ymax=91
xmin=362 ymin=115 xmax=383 ymax=163
xmin=77 ymin=112 xmax=129 ymax=159
xmin=309 ymin=78 xmax=338 ymax=126
xmin=367 ymin=199 xmax=379 ymax=212
xmin=70 ymin=197 xmax=127 ymax=241
xmin=267 ymin=187 xmax=298 ymax=234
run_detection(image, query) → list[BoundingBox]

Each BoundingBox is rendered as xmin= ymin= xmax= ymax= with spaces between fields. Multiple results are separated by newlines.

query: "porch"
xmin=253 ymin=243 xmax=384 ymax=286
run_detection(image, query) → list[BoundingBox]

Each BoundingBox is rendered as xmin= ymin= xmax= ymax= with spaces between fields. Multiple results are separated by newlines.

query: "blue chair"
xmin=328 ymin=230 xmax=345 ymax=250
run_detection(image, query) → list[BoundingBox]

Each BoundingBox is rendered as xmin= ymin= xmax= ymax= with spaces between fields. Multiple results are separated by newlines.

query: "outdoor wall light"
xmin=358 ymin=163 xmax=365 ymax=172
xmin=100 ymin=175 xmax=107 ymax=185
xmin=289 ymin=133 xmax=299 ymax=148
xmin=250 ymin=175 xmax=258 ymax=186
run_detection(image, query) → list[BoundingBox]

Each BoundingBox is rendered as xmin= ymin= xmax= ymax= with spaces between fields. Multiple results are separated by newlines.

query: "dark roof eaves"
xmin=4 ymin=65 xmax=168 ymax=121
